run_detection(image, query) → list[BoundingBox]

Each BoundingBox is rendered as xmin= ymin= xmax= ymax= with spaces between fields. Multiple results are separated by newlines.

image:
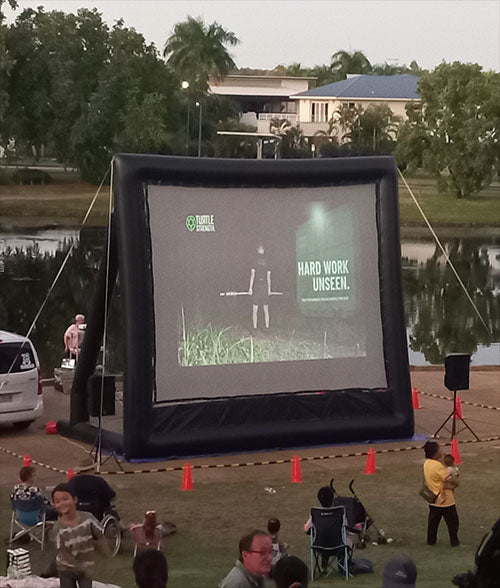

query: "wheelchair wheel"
xmin=102 ymin=514 xmax=121 ymax=557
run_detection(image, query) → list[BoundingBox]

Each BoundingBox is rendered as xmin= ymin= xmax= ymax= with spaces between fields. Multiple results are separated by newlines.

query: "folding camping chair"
xmin=310 ymin=506 xmax=350 ymax=581
xmin=9 ymin=496 xmax=47 ymax=551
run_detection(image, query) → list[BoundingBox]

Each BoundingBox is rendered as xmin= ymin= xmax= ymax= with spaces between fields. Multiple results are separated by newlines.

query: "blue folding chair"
xmin=9 ymin=496 xmax=47 ymax=550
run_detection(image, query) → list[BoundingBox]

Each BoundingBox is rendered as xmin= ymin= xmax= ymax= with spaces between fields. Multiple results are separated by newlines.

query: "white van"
xmin=0 ymin=330 xmax=43 ymax=429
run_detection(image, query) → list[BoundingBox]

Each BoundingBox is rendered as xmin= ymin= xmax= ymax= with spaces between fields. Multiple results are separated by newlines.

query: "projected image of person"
xmin=248 ymin=245 xmax=272 ymax=330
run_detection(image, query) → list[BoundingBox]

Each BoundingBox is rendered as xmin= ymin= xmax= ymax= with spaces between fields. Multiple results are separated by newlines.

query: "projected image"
xmin=176 ymin=204 xmax=363 ymax=367
xmin=147 ymin=183 xmax=383 ymax=377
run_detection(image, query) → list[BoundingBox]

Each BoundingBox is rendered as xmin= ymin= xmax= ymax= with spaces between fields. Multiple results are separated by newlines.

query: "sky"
xmin=5 ymin=0 xmax=500 ymax=72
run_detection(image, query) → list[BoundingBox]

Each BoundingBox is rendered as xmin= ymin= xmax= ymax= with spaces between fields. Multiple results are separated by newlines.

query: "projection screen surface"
xmin=147 ymin=184 xmax=388 ymax=403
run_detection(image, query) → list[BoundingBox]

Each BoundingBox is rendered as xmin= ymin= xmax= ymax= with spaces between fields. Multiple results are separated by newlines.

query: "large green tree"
xmin=0 ymin=0 xmax=17 ymax=119
xmin=163 ymin=16 xmax=239 ymax=95
xmin=397 ymin=62 xmax=500 ymax=198
xmin=1 ymin=7 xmax=177 ymax=181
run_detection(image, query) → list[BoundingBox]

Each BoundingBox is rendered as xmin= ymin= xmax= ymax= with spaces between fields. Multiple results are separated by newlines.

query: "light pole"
xmin=181 ymin=81 xmax=190 ymax=155
xmin=195 ymin=101 xmax=203 ymax=157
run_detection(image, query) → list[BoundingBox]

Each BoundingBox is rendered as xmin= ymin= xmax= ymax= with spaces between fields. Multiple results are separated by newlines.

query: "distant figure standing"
xmin=248 ymin=245 xmax=272 ymax=330
xmin=423 ymin=441 xmax=459 ymax=547
xmin=64 ymin=314 xmax=85 ymax=359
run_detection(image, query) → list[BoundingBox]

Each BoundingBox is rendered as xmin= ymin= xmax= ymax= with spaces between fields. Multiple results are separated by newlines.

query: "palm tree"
xmin=330 ymin=50 xmax=372 ymax=80
xmin=286 ymin=63 xmax=309 ymax=77
xmin=346 ymin=104 xmax=401 ymax=153
xmin=335 ymin=103 xmax=362 ymax=141
xmin=163 ymin=17 xmax=239 ymax=94
xmin=310 ymin=64 xmax=336 ymax=87
xmin=269 ymin=117 xmax=291 ymax=136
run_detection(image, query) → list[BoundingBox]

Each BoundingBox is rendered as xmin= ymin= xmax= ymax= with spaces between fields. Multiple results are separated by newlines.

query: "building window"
xmin=311 ymin=101 xmax=329 ymax=122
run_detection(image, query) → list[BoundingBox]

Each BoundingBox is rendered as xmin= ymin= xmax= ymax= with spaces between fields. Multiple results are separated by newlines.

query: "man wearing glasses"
xmin=219 ymin=529 xmax=273 ymax=588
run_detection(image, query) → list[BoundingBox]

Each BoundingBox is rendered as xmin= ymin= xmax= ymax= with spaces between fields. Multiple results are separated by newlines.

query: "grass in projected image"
xmin=178 ymin=321 xmax=365 ymax=367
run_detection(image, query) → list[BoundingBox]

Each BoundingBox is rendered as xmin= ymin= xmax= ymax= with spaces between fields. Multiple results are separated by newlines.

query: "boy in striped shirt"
xmin=51 ymin=483 xmax=109 ymax=588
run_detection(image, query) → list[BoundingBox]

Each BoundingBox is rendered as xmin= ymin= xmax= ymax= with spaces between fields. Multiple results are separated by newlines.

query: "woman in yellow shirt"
xmin=423 ymin=441 xmax=459 ymax=546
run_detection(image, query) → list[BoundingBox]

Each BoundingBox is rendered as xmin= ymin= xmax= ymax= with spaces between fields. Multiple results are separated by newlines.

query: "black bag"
xmin=419 ymin=484 xmax=438 ymax=504
xmin=349 ymin=557 xmax=374 ymax=575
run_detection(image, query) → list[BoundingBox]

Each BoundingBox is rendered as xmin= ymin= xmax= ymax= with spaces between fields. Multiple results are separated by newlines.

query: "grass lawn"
xmin=1 ymin=174 xmax=499 ymax=228
xmin=398 ymin=177 xmax=500 ymax=227
xmin=2 ymin=442 xmax=498 ymax=587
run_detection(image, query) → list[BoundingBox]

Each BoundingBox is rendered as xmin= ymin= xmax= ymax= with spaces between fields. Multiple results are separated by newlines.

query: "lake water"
xmin=0 ymin=228 xmax=499 ymax=376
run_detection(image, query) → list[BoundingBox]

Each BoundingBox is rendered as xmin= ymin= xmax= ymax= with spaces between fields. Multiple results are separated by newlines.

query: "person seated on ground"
xmin=129 ymin=510 xmax=163 ymax=554
xmin=303 ymin=485 xmax=334 ymax=533
xmin=272 ymin=555 xmax=309 ymax=588
xmin=382 ymin=554 xmax=417 ymax=588
xmin=134 ymin=548 xmax=168 ymax=588
xmin=68 ymin=457 xmax=117 ymax=521
xmin=10 ymin=465 xmax=58 ymax=521
xmin=268 ymin=518 xmax=288 ymax=566
xmin=219 ymin=529 xmax=273 ymax=588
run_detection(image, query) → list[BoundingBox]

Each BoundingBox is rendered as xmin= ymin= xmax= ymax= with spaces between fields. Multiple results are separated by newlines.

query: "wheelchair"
xmin=77 ymin=500 xmax=121 ymax=557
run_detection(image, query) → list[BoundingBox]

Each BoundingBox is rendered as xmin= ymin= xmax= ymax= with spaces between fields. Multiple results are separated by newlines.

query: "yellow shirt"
xmin=423 ymin=458 xmax=455 ymax=507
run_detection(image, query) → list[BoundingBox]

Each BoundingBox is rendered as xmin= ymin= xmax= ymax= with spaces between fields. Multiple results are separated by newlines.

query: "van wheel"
xmin=13 ymin=421 xmax=34 ymax=430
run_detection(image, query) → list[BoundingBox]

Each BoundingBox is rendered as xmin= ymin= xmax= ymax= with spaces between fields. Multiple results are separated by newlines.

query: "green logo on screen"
xmin=185 ymin=214 xmax=215 ymax=232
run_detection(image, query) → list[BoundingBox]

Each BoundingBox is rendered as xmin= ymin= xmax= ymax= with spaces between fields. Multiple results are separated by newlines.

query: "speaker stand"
xmin=89 ymin=414 xmax=124 ymax=471
xmin=433 ymin=389 xmax=480 ymax=441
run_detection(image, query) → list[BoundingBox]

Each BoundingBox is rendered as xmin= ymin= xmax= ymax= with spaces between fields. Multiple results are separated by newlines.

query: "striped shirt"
xmin=53 ymin=511 xmax=104 ymax=575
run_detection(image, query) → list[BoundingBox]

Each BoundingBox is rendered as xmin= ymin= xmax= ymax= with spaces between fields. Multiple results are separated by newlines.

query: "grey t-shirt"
xmin=219 ymin=560 xmax=266 ymax=588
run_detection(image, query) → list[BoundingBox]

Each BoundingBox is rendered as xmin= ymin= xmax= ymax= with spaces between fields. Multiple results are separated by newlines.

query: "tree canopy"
xmin=163 ymin=16 xmax=239 ymax=95
xmin=1 ymin=7 xmax=178 ymax=181
xmin=396 ymin=62 xmax=500 ymax=198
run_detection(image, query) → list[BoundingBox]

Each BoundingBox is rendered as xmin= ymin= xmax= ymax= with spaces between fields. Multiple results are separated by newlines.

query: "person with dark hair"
xmin=267 ymin=518 xmax=288 ymax=566
xmin=133 ymin=549 xmax=168 ymax=588
xmin=382 ymin=555 xmax=416 ymax=587
xmin=51 ymin=483 xmax=109 ymax=588
xmin=423 ymin=440 xmax=459 ymax=546
xmin=68 ymin=457 xmax=117 ymax=521
xmin=272 ymin=555 xmax=309 ymax=588
xmin=219 ymin=529 xmax=273 ymax=588
xmin=248 ymin=245 xmax=272 ymax=330
xmin=304 ymin=485 xmax=334 ymax=533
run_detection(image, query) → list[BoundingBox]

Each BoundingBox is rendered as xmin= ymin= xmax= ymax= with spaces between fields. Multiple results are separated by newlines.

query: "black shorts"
xmin=252 ymin=282 xmax=269 ymax=305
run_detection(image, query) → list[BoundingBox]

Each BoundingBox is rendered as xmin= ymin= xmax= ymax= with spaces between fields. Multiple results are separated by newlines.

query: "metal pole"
xmin=197 ymin=102 xmax=202 ymax=157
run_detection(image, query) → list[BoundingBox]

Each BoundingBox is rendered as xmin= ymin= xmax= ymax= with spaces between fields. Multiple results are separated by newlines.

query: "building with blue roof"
xmin=257 ymin=74 xmax=420 ymax=138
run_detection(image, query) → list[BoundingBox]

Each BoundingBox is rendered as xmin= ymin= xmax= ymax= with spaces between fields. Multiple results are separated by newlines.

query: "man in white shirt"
xmin=64 ymin=314 xmax=85 ymax=359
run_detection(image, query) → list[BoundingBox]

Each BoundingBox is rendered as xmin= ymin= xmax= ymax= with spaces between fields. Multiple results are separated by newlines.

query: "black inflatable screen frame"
xmin=72 ymin=154 xmax=413 ymax=460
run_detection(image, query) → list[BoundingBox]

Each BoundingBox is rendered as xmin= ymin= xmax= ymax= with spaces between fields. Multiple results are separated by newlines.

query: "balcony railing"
xmin=258 ymin=113 xmax=298 ymax=123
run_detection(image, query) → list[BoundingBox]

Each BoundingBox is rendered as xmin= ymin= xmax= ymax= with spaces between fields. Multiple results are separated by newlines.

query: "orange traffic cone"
xmin=290 ymin=455 xmax=303 ymax=483
xmin=46 ymin=421 xmax=57 ymax=434
xmin=412 ymin=387 xmax=421 ymax=409
xmin=364 ymin=448 xmax=376 ymax=474
xmin=450 ymin=439 xmax=462 ymax=465
xmin=23 ymin=454 xmax=31 ymax=467
xmin=180 ymin=462 xmax=194 ymax=490
xmin=454 ymin=397 xmax=463 ymax=420
xmin=66 ymin=469 xmax=76 ymax=481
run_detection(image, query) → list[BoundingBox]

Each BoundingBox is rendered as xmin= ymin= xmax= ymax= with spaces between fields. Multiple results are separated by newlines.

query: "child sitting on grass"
xmin=51 ymin=482 xmax=109 ymax=588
